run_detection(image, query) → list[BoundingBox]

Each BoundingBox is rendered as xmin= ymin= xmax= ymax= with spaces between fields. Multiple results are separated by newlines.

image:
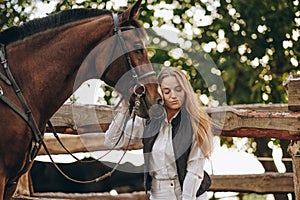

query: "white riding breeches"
xmin=150 ymin=177 xmax=208 ymax=200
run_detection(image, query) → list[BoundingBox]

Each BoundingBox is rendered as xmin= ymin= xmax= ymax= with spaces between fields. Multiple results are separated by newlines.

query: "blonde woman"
xmin=105 ymin=67 xmax=213 ymax=200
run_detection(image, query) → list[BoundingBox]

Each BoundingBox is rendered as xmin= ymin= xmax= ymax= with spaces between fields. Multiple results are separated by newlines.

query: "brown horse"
xmin=0 ymin=0 xmax=162 ymax=199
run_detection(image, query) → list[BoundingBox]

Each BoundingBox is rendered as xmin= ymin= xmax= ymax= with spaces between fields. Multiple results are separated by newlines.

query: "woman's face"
xmin=161 ymin=76 xmax=185 ymax=113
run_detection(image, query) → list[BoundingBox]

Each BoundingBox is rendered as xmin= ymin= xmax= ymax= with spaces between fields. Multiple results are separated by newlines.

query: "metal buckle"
xmin=133 ymin=83 xmax=145 ymax=96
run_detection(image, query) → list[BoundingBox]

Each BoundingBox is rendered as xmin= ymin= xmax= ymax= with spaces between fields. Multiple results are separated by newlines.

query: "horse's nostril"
xmin=157 ymin=98 xmax=163 ymax=105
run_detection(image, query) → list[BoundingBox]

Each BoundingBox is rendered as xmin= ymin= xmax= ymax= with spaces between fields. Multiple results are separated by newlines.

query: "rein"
xmin=0 ymin=43 xmax=43 ymax=161
xmin=0 ymin=13 xmax=150 ymax=183
xmin=44 ymin=109 xmax=138 ymax=184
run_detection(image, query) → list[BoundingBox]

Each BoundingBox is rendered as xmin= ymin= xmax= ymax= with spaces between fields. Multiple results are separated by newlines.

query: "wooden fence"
xmin=14 ymin=74 xmax=300 ymax=199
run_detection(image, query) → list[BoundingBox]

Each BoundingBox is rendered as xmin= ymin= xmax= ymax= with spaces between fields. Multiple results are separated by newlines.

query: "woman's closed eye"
xmin=175 ymin=86 xmax=182 ymax=92
xmin=163 ymin=89 xmax=170 ymax=95
xmin=162 ymin=87 xmax=182 ymax=95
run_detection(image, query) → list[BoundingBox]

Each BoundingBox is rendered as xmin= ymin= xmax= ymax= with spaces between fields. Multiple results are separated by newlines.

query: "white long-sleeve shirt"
xmin=104 ymin=111 xmax=205 ymax=200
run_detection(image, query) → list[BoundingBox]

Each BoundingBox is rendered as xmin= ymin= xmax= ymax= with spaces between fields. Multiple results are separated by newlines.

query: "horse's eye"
xmin=135 ymin=48 xmax=144 ymax=54
xmin=133 ymin=44 xmax=144 ymax=54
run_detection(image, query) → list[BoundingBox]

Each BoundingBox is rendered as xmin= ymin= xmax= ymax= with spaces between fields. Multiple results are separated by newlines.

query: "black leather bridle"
xmin=101 ymin=14 xmax=156 ymax=98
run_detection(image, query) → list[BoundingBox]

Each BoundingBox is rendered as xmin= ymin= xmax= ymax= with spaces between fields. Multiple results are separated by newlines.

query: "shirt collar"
xmin=164 ymin=109 xmax=181 ymax=123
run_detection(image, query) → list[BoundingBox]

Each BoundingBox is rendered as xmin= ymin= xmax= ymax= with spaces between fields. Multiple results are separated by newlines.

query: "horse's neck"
xmin=5 ymin=15 xmax=113 ymax=123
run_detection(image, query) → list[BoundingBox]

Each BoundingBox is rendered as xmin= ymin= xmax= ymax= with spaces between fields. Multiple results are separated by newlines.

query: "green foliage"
xmin=209 ymin=0 xmax=299 ymax=104
xmin=141 ymin=0 xmax=299 ymax=105
xmin=1 ymin=0 xmax=299 ymax=105
xmin=0 ymin=0 xmax=46 ymax=30
xmin=242 ymin=193 xmax=272 ymax=200
xmin=69 ymin=94 xmax=78 ymax=103
xmin=100 ymin=85 xmax=114 ymax=105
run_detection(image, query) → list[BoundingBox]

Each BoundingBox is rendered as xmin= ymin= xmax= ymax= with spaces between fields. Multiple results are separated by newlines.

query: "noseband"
xmin=101 ymin=14 xmax=156 ymax=116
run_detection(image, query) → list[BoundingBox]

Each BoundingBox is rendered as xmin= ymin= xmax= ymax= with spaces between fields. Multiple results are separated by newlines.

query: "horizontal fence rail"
xmin=15 ymin=103 xmax=300 ymax=198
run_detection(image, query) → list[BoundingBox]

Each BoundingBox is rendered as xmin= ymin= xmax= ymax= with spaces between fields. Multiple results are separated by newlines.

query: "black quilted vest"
xmin=142 ymin=109 xmax=211 ymax=196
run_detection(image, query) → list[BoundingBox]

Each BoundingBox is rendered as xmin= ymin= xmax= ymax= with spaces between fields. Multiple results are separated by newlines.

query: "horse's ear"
xmin=130 ymin=0 xmax=142 ymax=19
xmin=121 ymin=0 xmax=142 ymax=21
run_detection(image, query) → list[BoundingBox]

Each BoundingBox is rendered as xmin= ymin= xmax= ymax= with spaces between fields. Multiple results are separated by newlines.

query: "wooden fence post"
xmin=283 ymin=73 xmax=300 ymax=112
xmin=14 ymin=171 xmax=33 ymax=197
xmin=288 ymin=141 xmax=300 ymax=200
xmin=284 ymin=73 xmax=300 ymax=200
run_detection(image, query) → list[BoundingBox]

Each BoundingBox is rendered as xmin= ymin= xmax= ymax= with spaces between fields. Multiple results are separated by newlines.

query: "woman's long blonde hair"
xmin=158 ymin=67 xmax=213 ymax=158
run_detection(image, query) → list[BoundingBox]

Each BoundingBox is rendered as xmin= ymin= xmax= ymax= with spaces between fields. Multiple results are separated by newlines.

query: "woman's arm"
xmin=182 ymin=138 xmax=206 ymax=200
xmin=104 ymin=110 xmax=145 ymax=149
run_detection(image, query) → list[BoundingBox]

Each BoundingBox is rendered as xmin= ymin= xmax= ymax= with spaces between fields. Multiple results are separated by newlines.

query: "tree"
xmin=138 ymin=0 xmax=299 ymax=105
xmin=1 ymin=0 xmax=298 ymax=105
xmin=0 ymin=0 xmax=42 ymax=30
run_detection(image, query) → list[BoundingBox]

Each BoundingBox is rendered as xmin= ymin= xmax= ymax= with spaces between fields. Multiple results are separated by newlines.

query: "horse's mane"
xmin=0 ymin=8 xmax=113 ymax=45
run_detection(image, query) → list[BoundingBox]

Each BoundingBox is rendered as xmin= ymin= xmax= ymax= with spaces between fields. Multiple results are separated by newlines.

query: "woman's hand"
xmin=121 ymin=140 xmax=143 ymax=150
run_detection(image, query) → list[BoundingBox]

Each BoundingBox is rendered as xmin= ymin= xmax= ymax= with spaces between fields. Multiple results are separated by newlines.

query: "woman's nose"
xmin=170 ymin=90 xmax=177 ymax=98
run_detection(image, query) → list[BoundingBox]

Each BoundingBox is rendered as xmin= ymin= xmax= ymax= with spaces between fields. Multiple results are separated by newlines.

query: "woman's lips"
xmin=170 ymin=100 xmax=179 ymax=104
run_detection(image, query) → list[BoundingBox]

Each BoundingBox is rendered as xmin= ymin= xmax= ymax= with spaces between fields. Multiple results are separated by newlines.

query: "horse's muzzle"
xmin=148 ymin=103 xmax=164 ymax=119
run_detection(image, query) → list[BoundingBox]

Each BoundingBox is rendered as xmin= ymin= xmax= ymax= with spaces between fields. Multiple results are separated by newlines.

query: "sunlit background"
xmin=1 ymin=0 xmax=299 ymax=199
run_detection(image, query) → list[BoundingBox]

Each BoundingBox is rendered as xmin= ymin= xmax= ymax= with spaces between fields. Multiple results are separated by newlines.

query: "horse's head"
xmin=98 ymin=0 xmax=163 ymax=118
